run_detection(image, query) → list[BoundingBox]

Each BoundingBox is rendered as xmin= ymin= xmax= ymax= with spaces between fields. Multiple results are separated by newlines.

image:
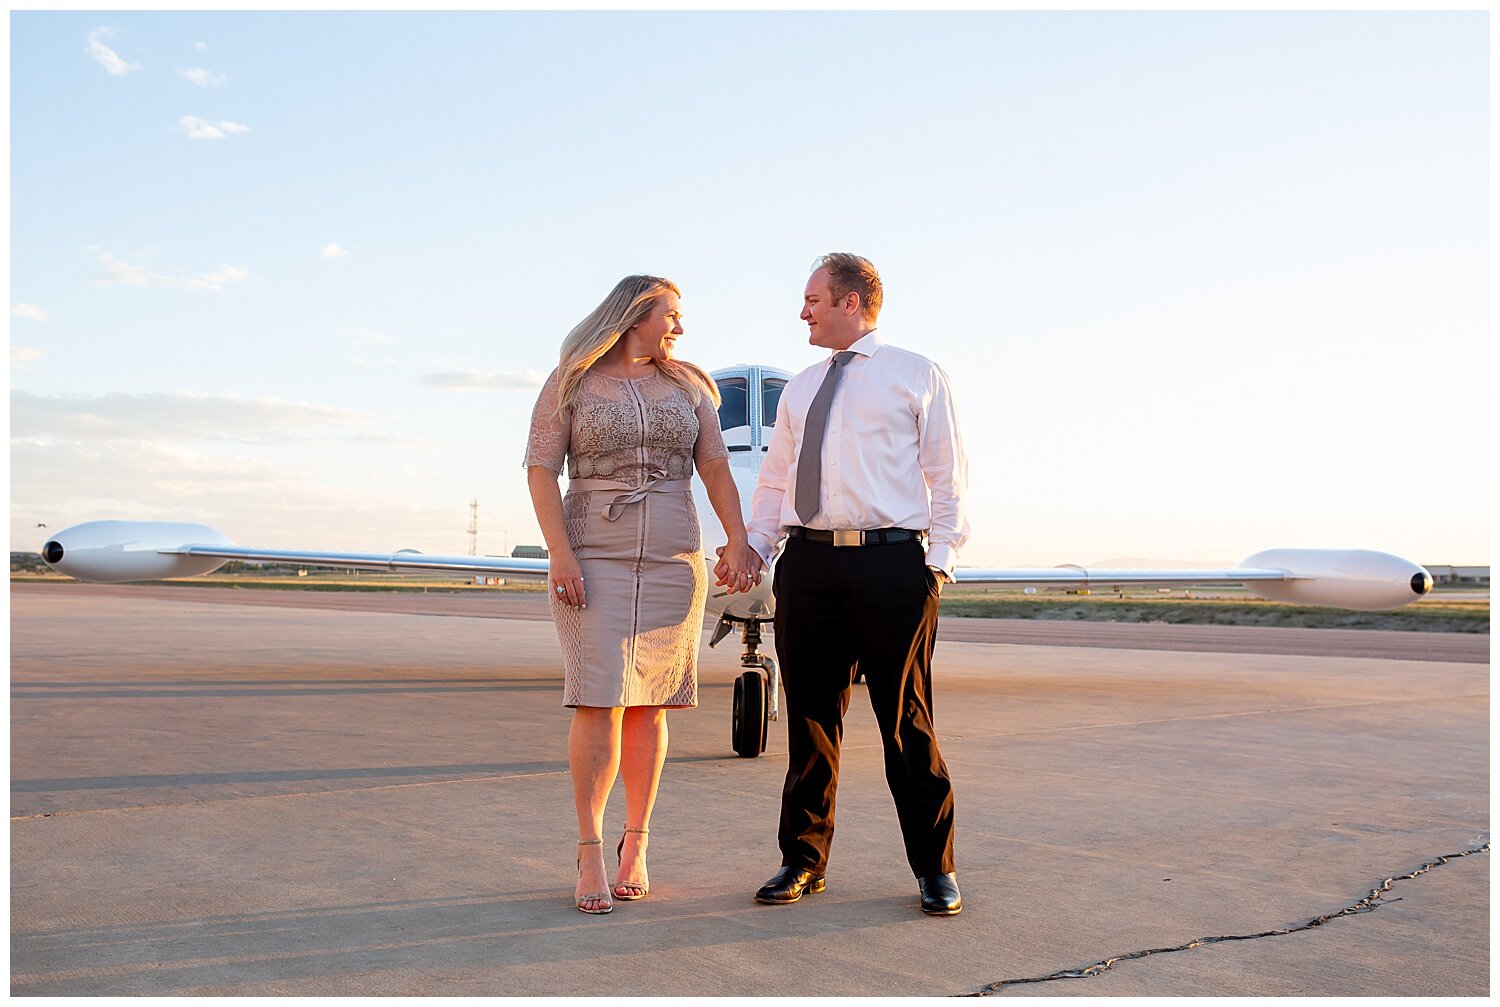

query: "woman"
xmin=524 ymin=275 xmax=758 ymax=914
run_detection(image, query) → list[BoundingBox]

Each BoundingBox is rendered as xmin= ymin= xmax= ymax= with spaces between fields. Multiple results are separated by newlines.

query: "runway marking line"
xmin=10 ymin=768 xmax=575 ymax=822
xmin=10 ymin=749 xmax=742 ymax=822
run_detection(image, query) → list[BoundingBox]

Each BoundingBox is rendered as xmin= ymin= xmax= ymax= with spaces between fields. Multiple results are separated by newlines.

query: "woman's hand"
xmin=714 ymin=540 xmax=763 ymax=595
xmin=549 ymin=549 xmax=587 ymax=608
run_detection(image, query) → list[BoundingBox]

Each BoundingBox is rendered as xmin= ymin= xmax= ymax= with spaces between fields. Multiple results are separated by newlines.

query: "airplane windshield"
xmin=717 ymin=377 xmax=748 ymax=431
xmin=762 ymin=378 xmax=786 ymax=426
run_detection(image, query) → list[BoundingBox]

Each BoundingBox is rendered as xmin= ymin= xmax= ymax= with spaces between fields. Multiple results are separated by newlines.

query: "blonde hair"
xmin=813 ymin=252 xmax=883 ymax=323
xmin=555 ymin=275 xmax=720 ymax=417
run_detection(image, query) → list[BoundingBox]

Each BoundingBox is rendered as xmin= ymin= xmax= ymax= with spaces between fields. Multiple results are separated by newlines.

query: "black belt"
xmin=788 ymin=526 xmax=925 ymax=547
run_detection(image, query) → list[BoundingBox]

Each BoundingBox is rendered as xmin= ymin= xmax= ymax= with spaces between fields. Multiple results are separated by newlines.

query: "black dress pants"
xmin=772 ymin=536 xmax=956 ymax=877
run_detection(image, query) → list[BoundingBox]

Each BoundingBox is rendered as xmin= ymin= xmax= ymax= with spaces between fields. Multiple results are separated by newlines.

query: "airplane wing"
xmin=951 ymin=565 xmax=1288 ymax=588
xmin=38 ymin=521 xmax=1433 ymax=611
xmin=950 ymin=549 xmax=1433 ymax=611
xmin=169 ymin=543 xmax=550 ymax=578
xmin=38 ymin=520 xmax=549 ymax=583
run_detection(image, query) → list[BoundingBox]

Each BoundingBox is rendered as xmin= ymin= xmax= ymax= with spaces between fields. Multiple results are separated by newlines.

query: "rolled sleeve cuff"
xmin=925 ymin=543 xmax=957 ymax=580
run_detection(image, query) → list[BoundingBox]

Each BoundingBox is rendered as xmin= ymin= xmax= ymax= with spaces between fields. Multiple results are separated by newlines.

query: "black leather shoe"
xmin=918 ymin=873 xmax=962 ymax=915
xmin=754 ymin=866 xmax=827 ymax=904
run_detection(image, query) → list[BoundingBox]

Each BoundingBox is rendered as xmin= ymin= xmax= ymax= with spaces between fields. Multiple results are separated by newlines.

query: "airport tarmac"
xmin=9 ymin=583 xmax=1490 ymax=996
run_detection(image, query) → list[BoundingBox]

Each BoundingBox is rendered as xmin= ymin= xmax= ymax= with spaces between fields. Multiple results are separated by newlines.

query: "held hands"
xmin=549 ymin=550 xmax=587 ymax=608
xmin=714 ymin=541 xmax=764 ymax=595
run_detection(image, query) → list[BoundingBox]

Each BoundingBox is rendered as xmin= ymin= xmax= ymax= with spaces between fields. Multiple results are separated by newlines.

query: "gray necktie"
xmin=795 ymin=351 xmax=857 ymax=524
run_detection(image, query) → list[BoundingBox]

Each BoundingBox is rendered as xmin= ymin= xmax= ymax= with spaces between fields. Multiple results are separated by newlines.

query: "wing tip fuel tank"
xmin=40 ymin=520 xmax=555 ymax=581
xmin=41 ymin=520 xmax=233 ymax=583
xmin=1240 ymin=548 xmax=1433 ymax=611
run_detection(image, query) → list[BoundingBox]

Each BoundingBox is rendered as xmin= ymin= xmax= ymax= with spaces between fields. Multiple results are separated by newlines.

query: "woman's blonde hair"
xmin=555 ymin=275 xmax=720 ymax=417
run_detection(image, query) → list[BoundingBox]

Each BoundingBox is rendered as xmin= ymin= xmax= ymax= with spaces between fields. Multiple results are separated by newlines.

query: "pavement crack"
xmin=963 ymin=839 xmax=1490 ymax=996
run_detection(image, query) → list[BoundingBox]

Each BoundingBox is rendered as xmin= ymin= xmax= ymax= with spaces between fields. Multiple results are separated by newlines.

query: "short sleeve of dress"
xmin=523 ymin=368 xmax=569 ymax=473
xmin=692 ymin=388 xmax=729 ymax=469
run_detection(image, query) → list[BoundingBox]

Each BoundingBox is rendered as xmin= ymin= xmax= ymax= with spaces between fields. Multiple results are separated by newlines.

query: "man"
xmin=718 ymin=253 xmax=970 ymax=916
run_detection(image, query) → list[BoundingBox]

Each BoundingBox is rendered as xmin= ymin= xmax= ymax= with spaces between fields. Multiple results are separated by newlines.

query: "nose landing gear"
xmin=709 ymin=614 xmax=778 ymax=759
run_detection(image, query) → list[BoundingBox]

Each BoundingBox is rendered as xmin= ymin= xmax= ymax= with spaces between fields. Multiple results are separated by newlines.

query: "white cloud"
xmin=322 ymin=242 xmax=349 ymax=259
xmin=183 ymin=264 xmax=250 ymax=292
xmin=341 ymin=326 xmax=393 ymax=346
xmin=93 ymin=251 xmax=247 ymax=293
xmin=10 ymin=392 xmax=426 ymax=545
xmin=11 ymin=437 xmax=459 ymax=558
xmin=180 ymin=115 xmax=225 ymax=140
xmin=180 ymin=115 xmax=251 ymax=140
xmin=194 ymin=41 xmax=208 ymax=50
xmin=351 ymin=355 xmax=400 ymax=368
xmin=85 ymin=28 xmax=142 ymax=76
xmin=12 ymin=303 xmax=50 ymax=323
xmin=11 ymin=347 xmax=46 ymax=371
xmin=179 ymin=66 xmax=228 ymax=88
xmin=11 ymin=390 xmax=385 ymax=445
xmin=422 ymin=369 xmax=548 ymax=391
xmin=95 ymin=253 xmax=174 ymax=288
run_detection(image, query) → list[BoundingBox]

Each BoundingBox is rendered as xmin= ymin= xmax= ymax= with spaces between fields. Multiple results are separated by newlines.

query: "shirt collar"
xmin=842 ymin=329 xmax=884 ymax=358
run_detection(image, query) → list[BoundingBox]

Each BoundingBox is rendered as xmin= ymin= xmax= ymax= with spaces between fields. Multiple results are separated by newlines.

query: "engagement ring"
xmin=555 ymin=585 xmax=566 ymax=594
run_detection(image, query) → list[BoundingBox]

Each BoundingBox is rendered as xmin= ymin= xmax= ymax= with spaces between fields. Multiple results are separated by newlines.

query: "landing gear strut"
xmin=709 ymin=614 xmax=778 ymax=759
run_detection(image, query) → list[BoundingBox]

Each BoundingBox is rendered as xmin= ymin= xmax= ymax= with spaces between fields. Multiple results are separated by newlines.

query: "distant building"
xmin=1423 ymin=565 xmax=1489 ymax=586
xmin=511 ymin=545 xmax=548 ymax=559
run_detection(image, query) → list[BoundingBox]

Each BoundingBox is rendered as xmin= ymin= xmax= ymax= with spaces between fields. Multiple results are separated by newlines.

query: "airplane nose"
xmin=1411 ymin=571 xmax=1433 ymax=596
xmin=43 ymin=540 xmax=64 ymax=565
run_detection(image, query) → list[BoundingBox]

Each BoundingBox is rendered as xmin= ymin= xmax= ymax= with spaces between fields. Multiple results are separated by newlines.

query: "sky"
xmin=6 ymin=10 xmax=1490 ymax=567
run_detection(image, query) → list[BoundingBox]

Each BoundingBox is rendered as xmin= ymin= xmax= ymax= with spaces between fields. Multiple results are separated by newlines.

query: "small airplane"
xmin=38 ymin=364 xmax=1435 ymax=758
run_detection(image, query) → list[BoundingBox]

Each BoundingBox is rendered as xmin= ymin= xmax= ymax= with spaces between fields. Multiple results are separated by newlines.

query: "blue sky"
xmin=8 ymin=11 xmax=1489 ymax=565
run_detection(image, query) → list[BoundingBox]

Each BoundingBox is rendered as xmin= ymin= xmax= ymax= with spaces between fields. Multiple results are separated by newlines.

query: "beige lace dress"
xmin=524 ymin=366 xmax=729 ymax=708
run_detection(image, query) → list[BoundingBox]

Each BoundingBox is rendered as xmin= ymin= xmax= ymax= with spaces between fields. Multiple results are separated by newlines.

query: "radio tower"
xmin=467 ymin=498 xmax=478 ymax=557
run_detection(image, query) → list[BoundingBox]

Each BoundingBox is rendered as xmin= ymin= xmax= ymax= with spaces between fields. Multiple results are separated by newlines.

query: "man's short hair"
xmin=813 ymin=252 xmax=882 ymax=323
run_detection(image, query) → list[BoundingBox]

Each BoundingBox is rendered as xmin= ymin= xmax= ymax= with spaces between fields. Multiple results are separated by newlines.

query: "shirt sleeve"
xmin=692 ymin=388 xmax=729 ymax=469
xmin=747 ymin=388 xmax=796 ymax=566
xmin=522 ymin=368 xmax=569 ymax=473
xmin=918 ymin=363 xmax=970 ymax=577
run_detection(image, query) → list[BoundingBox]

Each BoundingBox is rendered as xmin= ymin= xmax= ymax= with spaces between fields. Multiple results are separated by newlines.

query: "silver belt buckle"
xmin=831 ymin=529 xmax=863 ymax=547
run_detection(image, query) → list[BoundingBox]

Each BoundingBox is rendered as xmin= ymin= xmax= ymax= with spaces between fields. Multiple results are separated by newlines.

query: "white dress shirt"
xmin=747 ymin=329 xmax=970 ymax=577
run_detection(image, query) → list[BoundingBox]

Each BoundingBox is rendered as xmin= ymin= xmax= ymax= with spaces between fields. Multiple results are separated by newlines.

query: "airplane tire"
xmin=732 ymin=670 xmax=768 ymax=758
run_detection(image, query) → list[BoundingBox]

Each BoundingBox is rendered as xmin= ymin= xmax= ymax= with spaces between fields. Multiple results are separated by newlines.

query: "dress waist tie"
xmin=568 ymin=470 xmax=693 ymax=521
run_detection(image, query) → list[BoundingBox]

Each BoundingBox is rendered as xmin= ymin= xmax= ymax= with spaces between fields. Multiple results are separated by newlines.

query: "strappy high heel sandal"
xmin=614 ymin=826 xmax=650 ymax=901
xmin=576 ymin=839 xmax=613 ymax=915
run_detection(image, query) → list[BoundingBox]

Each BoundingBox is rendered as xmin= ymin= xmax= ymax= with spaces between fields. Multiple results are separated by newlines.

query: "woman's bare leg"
xmin=615 ymin=706 xmax=668 ymax=896
xmin=570 ymin=705 xmax=623 ymax=910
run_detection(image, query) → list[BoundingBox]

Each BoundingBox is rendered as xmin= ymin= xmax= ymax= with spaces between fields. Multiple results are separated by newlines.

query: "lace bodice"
xmin=524 ymin=367 xmax=729 ymax=484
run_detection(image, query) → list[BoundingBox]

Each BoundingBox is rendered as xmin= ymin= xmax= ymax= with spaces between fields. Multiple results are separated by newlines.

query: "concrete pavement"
xmin=9 ymin=583 xmax=1489 ymax=995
